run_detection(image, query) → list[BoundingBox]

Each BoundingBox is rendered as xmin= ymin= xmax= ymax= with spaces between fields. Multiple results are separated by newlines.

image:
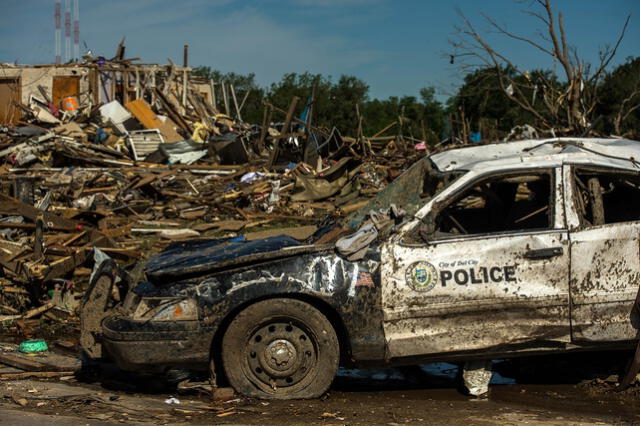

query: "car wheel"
xmin=222 ymin=298 xmax=339 ymax=399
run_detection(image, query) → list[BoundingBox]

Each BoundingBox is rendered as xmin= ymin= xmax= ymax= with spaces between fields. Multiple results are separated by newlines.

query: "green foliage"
xmin=266 ymin=72 xmax=333 ymax=128
xmin=362 ymin=90 xmax=445 ymax=143
xmin=266 ymin=73 xmax=369 ymax=134
xmin=193 ymin=59 xmax=639 ymax=143
xmin=327 ymin=75 xmax=369 ymax=135
xmin=447 ymin=66 xmax=570 ymax=138
xmin=194 ymin=66 xmax=446 ymax=143
xmin=420 ymin=87 xmax=446 ymax=139
xmin=596 ymin=56 xmax=640 ymax=138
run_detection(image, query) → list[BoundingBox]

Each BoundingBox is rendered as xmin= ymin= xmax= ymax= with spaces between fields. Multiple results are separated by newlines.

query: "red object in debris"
xmin=253 ymin=192 xmax=269 ymax=200
xmin=48 ymin=103 xmax=60 ymax=117
xmin=75 ymin=224 xmax=84 ymax=231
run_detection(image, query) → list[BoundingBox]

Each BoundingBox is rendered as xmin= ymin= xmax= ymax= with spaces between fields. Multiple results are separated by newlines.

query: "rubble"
xmin=0 ymin=45 xmax=427 ymax=321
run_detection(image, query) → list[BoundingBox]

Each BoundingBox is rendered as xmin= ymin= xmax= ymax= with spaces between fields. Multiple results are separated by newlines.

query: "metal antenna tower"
xmin=54 ymin=0 xmax=61 ymax=64
xmin=64 ymin=0 xmax=71 ymax=62
xmin=73 ymin=0 xmax=79 ymax=61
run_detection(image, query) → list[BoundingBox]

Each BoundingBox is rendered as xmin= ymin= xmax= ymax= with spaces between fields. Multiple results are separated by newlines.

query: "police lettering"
xmin=440 ymin=266 xmax=517 ymax=286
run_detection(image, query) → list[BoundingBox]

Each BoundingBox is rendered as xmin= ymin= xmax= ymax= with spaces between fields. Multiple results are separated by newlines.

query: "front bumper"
xmin=101 ymin=316 xmax=211 ymax=371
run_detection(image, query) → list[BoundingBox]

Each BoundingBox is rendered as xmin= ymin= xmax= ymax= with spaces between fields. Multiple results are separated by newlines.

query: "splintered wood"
xmin=0 ymin=53 xmax=426 ymax=319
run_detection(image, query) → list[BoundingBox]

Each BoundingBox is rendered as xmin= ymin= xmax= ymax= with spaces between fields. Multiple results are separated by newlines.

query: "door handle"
xmin=524 ymin=247 xmax=563 ymax=260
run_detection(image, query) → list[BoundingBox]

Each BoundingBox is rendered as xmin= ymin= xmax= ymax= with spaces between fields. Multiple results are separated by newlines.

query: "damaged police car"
xmin=80 ymin=137 xmax=640 ymax=399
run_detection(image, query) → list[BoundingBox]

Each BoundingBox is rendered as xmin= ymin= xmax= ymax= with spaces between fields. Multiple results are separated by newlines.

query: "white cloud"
xmin=0 ymin=0 xmax=388 ymax=94
xmin=78 ymin=4 xmax=383 ymax=84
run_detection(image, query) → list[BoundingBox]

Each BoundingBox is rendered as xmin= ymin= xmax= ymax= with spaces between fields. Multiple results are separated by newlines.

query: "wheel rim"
xmin=245 ymin=321 xmax=316 ymax=389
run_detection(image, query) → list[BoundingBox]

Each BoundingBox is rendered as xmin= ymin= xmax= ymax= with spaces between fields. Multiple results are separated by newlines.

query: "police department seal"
xmin=405 ymin=261 xmax=438 ymax=292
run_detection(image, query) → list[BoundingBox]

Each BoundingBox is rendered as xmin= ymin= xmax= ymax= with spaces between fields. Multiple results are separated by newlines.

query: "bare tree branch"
xmin=449 ymin=0 xmax=630 ymax=135
xmin=523 ymin=10 xmax=550 ymax=27
xmin=545 ymin=4 xmax=573 ymax=79
xmin=483 ymin=14 xmax=554 ymax=56
xmin=588 ymin=14 xmax=631 ymax=85
xmin=614 ymin=79 xmax=640 ymax=134
xmin=455 ymin=10 xmax=553 ymax=127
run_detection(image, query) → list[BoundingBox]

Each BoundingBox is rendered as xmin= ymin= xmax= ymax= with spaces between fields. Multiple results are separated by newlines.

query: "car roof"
xmin=429 ymin=137 xmax=640 ymax=173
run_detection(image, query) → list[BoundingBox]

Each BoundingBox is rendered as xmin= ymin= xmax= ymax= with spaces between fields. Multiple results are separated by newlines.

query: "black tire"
xmin=221 ymin=298 xmax=339 ymax=399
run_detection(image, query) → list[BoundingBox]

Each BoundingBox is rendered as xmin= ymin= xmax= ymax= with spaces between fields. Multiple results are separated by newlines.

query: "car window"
xmin=346 ymin=156 xmax=465 ymax=229
xmin=406 ymin=171 xmax=554 ymax=242
xmin=573 ymin=168 xmax=640 ymax=227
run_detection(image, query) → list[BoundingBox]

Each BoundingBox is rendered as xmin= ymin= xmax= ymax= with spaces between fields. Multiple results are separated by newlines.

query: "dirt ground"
xmin=0 ymin=348 xmax=639 ymax=425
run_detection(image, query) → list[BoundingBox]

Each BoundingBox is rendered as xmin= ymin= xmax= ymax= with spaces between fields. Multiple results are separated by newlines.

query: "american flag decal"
xmin=356 ymin=272 xmax=374 ymax=288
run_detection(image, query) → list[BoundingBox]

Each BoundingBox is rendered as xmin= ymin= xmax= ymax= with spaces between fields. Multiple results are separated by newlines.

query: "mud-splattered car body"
xmin=83 ymin=237 xmax=386 ymax=372
xmin=81 ymin=137 xmax=640 ymax=389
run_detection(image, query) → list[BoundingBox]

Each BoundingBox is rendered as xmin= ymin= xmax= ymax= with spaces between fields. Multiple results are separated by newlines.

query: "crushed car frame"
xmin=80 ymin=137 xmax=640 ymax=399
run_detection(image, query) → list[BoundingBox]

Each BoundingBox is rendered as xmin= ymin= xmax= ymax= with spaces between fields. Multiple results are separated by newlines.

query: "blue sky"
xmin=1 ymin=0 xmax=638 ymax=101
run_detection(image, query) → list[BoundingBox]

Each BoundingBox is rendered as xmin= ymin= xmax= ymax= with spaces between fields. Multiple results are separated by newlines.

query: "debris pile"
xmin=0 ymin=52 xmax=428 ymax=320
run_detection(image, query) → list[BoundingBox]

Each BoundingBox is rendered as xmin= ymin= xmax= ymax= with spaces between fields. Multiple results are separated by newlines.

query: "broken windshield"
xmin=345 ymin=157 xmax=465 ymax=229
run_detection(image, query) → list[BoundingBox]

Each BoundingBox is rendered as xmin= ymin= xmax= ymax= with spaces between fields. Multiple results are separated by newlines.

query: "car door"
xmin=564 ymin=165 xmax=640 ymax=342
xmin=381 ymin=168 xmax=571 ymax=359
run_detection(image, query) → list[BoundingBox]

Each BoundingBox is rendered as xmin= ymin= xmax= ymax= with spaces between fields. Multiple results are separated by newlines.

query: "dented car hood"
xmin=145 ymin=235 xmax=312 ymax=284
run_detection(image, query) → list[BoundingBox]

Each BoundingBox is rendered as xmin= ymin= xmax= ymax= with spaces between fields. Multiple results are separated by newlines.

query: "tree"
xmin=328 ymin=75 xmax=369 ymax=134
xmin=596 ymin=56 xmax=640 ymax=138
xmin=266 ymin=72 xmax=332 ymax=127
xmin=266 ymin=73 xmax=369 ymax=134
xmin=192 ymin=67 xmax=448 ymax=141
xmin=419 ymin=87 xmax=446 ymax=142
xmin=361 ymin=88 xmax=445 ymax=144
xmin=448 ymin=67 xmax=561 ymax=139
xmin=450 ymin=0 xmax=631 ymax=135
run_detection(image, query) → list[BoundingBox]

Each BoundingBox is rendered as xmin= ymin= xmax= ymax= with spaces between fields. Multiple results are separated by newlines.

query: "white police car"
xmin=81 ymin=137 xmax=640 ymax=399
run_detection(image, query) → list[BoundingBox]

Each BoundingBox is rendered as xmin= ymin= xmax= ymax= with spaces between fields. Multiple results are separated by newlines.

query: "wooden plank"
xmin=157 ymin=120 xmax=183 ymax=142
xmin=131 ymin=171 xmax=173 ymax=189
xmin=95 ymin=246 xmax=142 ymax=259
xmin=26 ymin=250 xmax=90 ymax=282
xmin=0 ymin=348 xmax=81 ymax=373
xmin=230 ymin=84 xmax=242 ymax=122
xmin=0 ymin=194 xmax=81 ymax=231
xmin=125 ymin=99 xmax=163 ymax=129
xmin=0 ymin=353 xmax=46 ymax=372
xmin=0 ymin=78 xmax=21 ymax=125
xmin=268 ymin=96 xmax=299 ymax=169
xmin=154 ymin=88 xmax=192 ymax=132
xmin=96 ymin=224 xmax=131 ymax=239
xmin=258 ymin=104 xmax=271 ymax=152
xmin=22 ymin=301 xmax=55 ymax=319
xmin=341 ymin=199 xmax=369 ymax=214
xmin=245 ymin=225 xmax=317 ymax=241
xmin=192 ymin=220 xmax=246 ymax=232
xmin=0 ymin=371 xmax=75 ymax=380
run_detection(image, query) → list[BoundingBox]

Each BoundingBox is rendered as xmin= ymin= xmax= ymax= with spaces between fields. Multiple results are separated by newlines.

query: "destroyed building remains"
xmin=0 ymin=49 xmax=426 ymax=325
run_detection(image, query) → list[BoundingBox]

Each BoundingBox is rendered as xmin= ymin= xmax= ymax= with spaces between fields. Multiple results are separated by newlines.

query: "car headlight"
xmin=132 ymin=298 xmax=198 ymax=321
